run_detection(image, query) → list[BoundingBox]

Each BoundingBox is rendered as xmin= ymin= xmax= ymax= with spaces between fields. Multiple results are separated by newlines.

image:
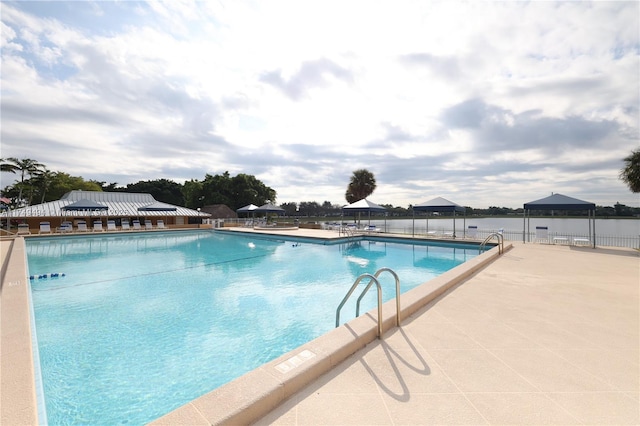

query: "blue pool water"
xmin=27 ymin=230 xmax=479 ymax=425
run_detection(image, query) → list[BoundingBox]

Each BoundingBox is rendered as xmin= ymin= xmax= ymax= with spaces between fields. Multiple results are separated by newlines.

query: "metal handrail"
xmin=335 ymin=273 xmax=383 ymax=338
xmin=356 ymin=268 xmax=401 ymax=326
xmin=480 ymin=232 xmax=504 ymax=254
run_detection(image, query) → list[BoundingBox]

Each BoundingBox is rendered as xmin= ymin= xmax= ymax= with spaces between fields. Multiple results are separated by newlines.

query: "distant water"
xmin=367 ymin=217 xmax=640 ymax=237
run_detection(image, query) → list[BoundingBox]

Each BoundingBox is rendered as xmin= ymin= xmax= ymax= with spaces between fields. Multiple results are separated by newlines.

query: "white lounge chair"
xmin=156 ymin=220 xmax=166 ymax=229
xmin=107 ymin=220 xmax=117 ymax=231
xmin=121 ymin=220 xmax=131 ymax=231
xmin=93 ymin=220 xmax=104 ymax=232
xmin=553 ymin=235 xmax=569 ymax=245
xmin=77 ymin=221 xmax=88 ymax=232
xmin=17 ymin=223 xmax=31 ymax=235
xmin=365 ymin=224 xmax=380 ymax=232
xmin=573 ymin=237 xmax=590 ymax=246
xmin=467 ymin=225 xmax=478 ymax=239
xmin=132 ymin=220 xmax=142 ymax=230
xmin=144 ymin=220 xmax=154 ymax=230
xmin=535 ymin=226 xmax=549 ymax=243
xmin=59 ymin=221 xmax=73 ymax=233
xmin=39 ymin=221 xmax=52 ymax=234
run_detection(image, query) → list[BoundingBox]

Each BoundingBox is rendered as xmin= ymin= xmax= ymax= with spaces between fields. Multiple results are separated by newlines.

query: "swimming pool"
xmin=27 ymin=230 xmax=479 ymax=425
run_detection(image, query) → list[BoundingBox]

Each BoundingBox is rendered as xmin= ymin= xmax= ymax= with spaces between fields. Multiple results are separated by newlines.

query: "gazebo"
xmin=254 ymin=203 xmax=285 ymax=215
xmin=523 ymin=193 xmax=596 ymax=248
xmin=342 ymin=199 xmax=387 ymax=227
xmin=236 ymin=204 xmax=258 ymax=217
xmin=413 ymin=197 xmax=466 ymax=238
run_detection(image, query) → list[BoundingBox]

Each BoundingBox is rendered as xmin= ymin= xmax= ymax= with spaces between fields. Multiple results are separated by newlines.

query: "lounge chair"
xmin=77 ymin=221 xmax=88 ymax=232
xmin=132 ymin=220 xmax=142 ymax=230
xmin=107 ymin=220 xmax=117 ymax=231
xmin=144 ymin=220 xmax=154 ymax=230
xmin=553 ymin=235 xmax=569 ymax=244
xmin=17 ymin=223 xmax=31 ymax=235
xmin=573 ymin=237 xmax=590 ymax=246
xmin=467 ymin=225 xmax=478 ymax=239
xmin=156 ymin=220 xmax=166 ymax=229
xmin=59 ymin=221 xmax=73 ymax=233
xmin=534 ymin=226 xmax=549 ymax=243
xmin=121 ymin=220 xmax=131 ymax=231
xmin=365 ymin=224 xmax=380 ymax=233
xmin=39 ymin=221 xmax=52 ymax=234
xmin=93 ymin=220 xmax=104 ymax=232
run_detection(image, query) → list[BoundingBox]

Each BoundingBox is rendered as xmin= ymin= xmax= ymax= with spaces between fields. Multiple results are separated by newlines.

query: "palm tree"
xmin=1 ymin=158 xmax=44 ymax=205
xmin=620 ymin=149 xmax=640 ymax=193
xmin=345 ymin=169 xmax=377 ymax=203
xmin=32 ymin=169 xmax=56 ymax=204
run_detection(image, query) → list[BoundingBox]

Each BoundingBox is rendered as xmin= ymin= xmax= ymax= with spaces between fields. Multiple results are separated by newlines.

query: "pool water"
xmin=27 ymin=231 xmax=478 ymax=425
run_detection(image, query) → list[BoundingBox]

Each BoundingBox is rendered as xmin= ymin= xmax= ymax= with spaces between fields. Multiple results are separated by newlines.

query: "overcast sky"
xmin=1 ymin=1 xmax=639 ymax=209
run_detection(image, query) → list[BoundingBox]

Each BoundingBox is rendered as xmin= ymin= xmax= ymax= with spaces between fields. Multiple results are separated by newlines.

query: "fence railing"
xmin=217 ymin=219 xmax=639 ymax=249
xmin=373 ymin=224 xmax=639 ymax=249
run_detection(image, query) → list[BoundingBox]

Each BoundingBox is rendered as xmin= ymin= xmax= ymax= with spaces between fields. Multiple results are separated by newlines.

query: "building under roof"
xmin=2 ymin=190 xmax=210 ymax=231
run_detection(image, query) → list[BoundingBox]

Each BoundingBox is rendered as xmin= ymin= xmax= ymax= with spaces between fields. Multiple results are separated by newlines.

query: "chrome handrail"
xmin=480 ymin=232 xmax=504 ymax=254
xmin=335 ymin=273 xmax=383 ymax=338
xmin=356 ymin=268 xmax=401 ymax=326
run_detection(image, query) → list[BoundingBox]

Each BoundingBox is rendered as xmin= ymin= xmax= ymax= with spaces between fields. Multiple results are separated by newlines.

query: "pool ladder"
xmin=335 ymin=268 xmax=400 ymax=339
xmin=479 ymin=232 xmax=504 ymax=255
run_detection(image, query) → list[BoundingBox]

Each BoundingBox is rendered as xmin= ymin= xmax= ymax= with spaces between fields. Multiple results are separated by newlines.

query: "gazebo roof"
xmin=524 ymin=193 xmax=595 ymax=211
xmin=413 ymin=197 xmax=466 ymax=213
xmin=342 ymin=199 xmax=386 ymax=213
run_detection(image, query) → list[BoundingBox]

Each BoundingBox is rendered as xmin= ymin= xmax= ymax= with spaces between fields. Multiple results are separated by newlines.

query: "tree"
xmin=183 ymin=172 xmax=276 ymax=210
xmin=345 ymin=169 xmax=376 ymax=203
xmin=45 ymin=173 xmax=102 ymax=199
xmin=32 ymin=169 xmax=56 ymax=204
xmin=280 ymin=202 xmax=298 ymax=216
xmin=1 ymin=158 xmax=45 ymax=205
xmin=125 ymin=179 xmax=184 ymax=205
xmin=619 ymin=149 xmax=640 ymax=193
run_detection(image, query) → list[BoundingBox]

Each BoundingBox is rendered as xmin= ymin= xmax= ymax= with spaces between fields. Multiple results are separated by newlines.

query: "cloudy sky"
xmin=1 ymin=0 xmax=639 ymax=209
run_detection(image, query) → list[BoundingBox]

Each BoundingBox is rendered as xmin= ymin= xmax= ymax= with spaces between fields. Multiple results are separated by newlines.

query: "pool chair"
xmin=365 ymin=224 xmax=380 ymax=233
xmin=132 ymin=220 xmax=142 ymax=230
xmin=156 ymin=220 xmax=166 ymax=229
xmin=535 ymin=226 xmax=549 ymax=243
xmin=58 ymin=221 xmax=73 ymax=233
xmin=467 ymin=225 xmax=478 ymax=239
xmin=573 ymin=237 xmax=591 ymax=246
xmin=93 ymin=220 xmax=104 ymax=232
xmin=77 ymin=221 xmax=88 ymax=232
xmin=17 ymin=223 xmax=31 ymax=235
xmin=553 ymin=235 xmax=569 ymax=245
xmin=106 ymin=220 xmax=117 ymax=231
xmin=121 ymin=220 xmax=131 ymax=231
xmin=144 ymin=220 xmax=154 ymax=230
xmin=39 ymin=221 xmax=52 ymax=234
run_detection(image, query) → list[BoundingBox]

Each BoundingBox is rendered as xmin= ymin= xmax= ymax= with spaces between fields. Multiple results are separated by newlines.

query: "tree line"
xmin=1 ymin=156 xmax=639 ymax=217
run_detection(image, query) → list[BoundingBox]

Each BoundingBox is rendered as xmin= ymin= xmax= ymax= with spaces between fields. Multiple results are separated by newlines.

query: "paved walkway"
xmin=255 ymin=242 xmax=639 ymax=425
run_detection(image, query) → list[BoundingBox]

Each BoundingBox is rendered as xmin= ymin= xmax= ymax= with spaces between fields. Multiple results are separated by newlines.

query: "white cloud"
xmin=1 ymin=0 xmax=638 ymax=208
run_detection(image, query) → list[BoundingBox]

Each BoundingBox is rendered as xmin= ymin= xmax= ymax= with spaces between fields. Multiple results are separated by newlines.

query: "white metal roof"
xmin=1 ymin=190 xmax=210 ymax=218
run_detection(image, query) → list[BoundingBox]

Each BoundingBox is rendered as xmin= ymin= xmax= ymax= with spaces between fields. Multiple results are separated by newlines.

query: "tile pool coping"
xmin=0 ymin=230 xmax=507 ymax=425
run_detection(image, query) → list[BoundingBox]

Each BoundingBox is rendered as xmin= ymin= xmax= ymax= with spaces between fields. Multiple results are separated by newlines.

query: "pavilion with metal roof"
xmin=2 ymin=190 xmax=210 ymax=231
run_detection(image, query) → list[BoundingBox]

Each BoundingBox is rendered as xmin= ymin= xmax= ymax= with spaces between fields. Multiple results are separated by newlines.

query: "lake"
xmin=360 ymin=217 xmax=639 ymax=247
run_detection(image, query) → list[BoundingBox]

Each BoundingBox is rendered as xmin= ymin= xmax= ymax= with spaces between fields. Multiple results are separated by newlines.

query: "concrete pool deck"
xmin=1 ymin=229 xmax=638 ymax=425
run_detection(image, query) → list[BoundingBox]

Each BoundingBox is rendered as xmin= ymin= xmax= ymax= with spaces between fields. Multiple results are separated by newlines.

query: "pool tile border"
xmin=1 ymin=237 xmax=39 ymax=425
